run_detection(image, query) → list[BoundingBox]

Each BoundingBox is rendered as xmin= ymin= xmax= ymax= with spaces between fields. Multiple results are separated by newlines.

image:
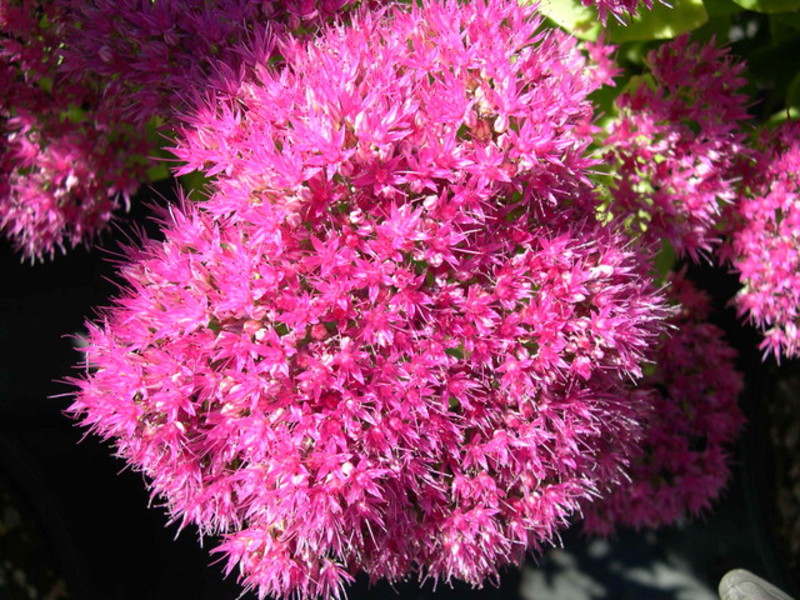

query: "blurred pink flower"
xmin=726 ymin=120 xmax=800 ymax=360
xmin=1 ymin=0 xmax=147 ymax=259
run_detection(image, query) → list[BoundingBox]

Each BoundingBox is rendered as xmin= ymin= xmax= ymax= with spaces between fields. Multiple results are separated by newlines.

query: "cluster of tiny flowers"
xmin=70 ymin=1 xmax=671 ymax=598
xmin=57 ymin=0 xmax=356 ymax=125
xmin=1 ymin=0 xmax=356 ymax=259
xmin=726 ymin=121 xmax=800 ymax=360
xmin=584 ymin=272 xmax=744 ymax=534
xmin=601 ymin=35 xmax=750 ymax=260
xmin=1 ymin=0 xmax=148 ymax=259
xmin=583 ymin=0 xmax=653 ymax=23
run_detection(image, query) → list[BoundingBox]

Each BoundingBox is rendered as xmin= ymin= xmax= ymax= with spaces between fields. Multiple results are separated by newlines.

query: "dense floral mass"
xmin=5 ymin=0 xmax=791 ymax=597
xmin=69 ymin=1 xmax=675 ymax=597
xmin=1 ymin=0 xmax=354 ymax=259
xmin=601 ymin=35 xmax=750 ymax=260
xmin=57 ymin=0 xmax=357 ymax=125
xmin=1 ymin=0 xmax=148 ymax=259
xmin=727 ymin=121 xmax=800 ymax=360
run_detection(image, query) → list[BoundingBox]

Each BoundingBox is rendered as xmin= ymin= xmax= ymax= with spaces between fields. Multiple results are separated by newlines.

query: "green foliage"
xmin=535 ymin=0 xmax=601 ymax=40
xmin=788 ymin=71 xmax=800 ymax=109
xmin=731 ymin=0 xmax=800 ymax=12
xmin=536 ymin=0 xmax=708 ymax=41
xmin=703 ymin=0 xmax=744 ymax=15
xmin=179 ymin=170 xmax=213 ymax=200
xmin=608 ymin=0 xmax=709 ymax=41
xmin=145 ymin=116 xmax=173 ymax=183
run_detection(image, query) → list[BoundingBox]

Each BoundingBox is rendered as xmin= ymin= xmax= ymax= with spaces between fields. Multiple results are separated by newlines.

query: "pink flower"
xmin=70 ymin=1 xmax=671 ymax=598
xmin=1 ymin=0 xmax=357 ymax=259
xmin=1 ymin=0 xmax=148 ymax=259
xmin=600 ymin=35 xmax=750 ymax=260
xmin=724 ymin=120 xmax=800 ymax=360
xmin=57 ymin=0 xmax=357 ymax=125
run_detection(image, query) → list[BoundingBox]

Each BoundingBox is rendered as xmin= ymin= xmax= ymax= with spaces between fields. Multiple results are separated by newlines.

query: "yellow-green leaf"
xmin=534 ymin=0 xmax=602 ymax=41
xmin=732 ymin=0 xmax=800 ymax=11
xmin=767 ymin=106 xmax=800 ymax=125
xmin=608 ymin=0 xmax=709 ymax=42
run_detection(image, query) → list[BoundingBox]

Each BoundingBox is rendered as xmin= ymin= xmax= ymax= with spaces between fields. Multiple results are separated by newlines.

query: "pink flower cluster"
xmin=584 ymin=272 xmax=744 ymax=534
xmin=727 ymin=121 xmax=800 ymax=360
xmin=57 ymin=0 xmax=355 ymax=125
xmin=602 ymin=35 xmax=750 ymax=260
xmin=70 ymin=1 xmax=671 ymax=598
xmin=1 ymin=0 xmax=147 ymax=259
xmin=1 ymin=0 xmax=355 ymax=259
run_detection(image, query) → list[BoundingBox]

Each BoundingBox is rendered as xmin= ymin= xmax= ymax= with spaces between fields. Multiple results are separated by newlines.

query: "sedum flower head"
xmin=1 ymin=0 xmax=147 ymax=259
xmin=1 ymin=0 xmax=355 ymax=259
xmin=600 ymin=35 xmax=750 ymax=261
xmin=726 ymin=120 xmax=800 ymax=360
xmin=71 ymin=1 xmax=671 ymax=598
xmin=57 ymin=0 xmax=357 ymax=125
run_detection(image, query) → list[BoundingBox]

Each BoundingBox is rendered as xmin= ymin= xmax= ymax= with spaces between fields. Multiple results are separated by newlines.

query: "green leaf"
xmin=535 ymin=0 xmax=709 ymax=41
xmin=770 ymin=13 xmax=800 ymax=43
xmin=535 ymin=0 xmax=602 ymax=41
xmin=63 ymin=104 xmax=87 ymax=124
xmin=179 ymin=170 xmax=213 ymax=200
xmin=608 ymin=0 xmax=709 ymax=41
xmin=767 ymin=106 xmax=800 ymax=125
xmin=654 ymin=240 xmax=677 ymax=280
xmin=146 ymin=163 xmax=170 ymax=182
xmin=787 ymin=70 xmax=800 ymax=109
xmin=703 ymin=0 xmax=744 ymax=15
xmin=731 ymin=0 xmax=800 ymax=11
xmin=37 ymin=76 xmax=53 ymax=93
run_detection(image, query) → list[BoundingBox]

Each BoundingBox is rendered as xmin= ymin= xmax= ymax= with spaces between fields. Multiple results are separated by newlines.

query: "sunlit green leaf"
xmin=767 ymin=106 xmax=800 ymax=125
xmin=533 ymin=0 xmax=709 ymax=41
xmin=535 ymin=0 xmax=602 ymax=41
xmin=608 ymin=0 xmax=709 ymax=41
xmin=731 ymin=0 xmax=800 ymax=12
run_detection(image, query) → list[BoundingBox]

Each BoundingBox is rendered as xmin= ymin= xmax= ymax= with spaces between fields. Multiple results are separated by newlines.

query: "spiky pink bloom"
xmin=70 ymin=1 xmax=670 ymax=598
xmin=725 ymin=121 xmax=800 ymax=360
xmin=601 ymin=35 xmax=750 ymax=260
xmin=584 ymin=272 xmax=744 ymax=534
